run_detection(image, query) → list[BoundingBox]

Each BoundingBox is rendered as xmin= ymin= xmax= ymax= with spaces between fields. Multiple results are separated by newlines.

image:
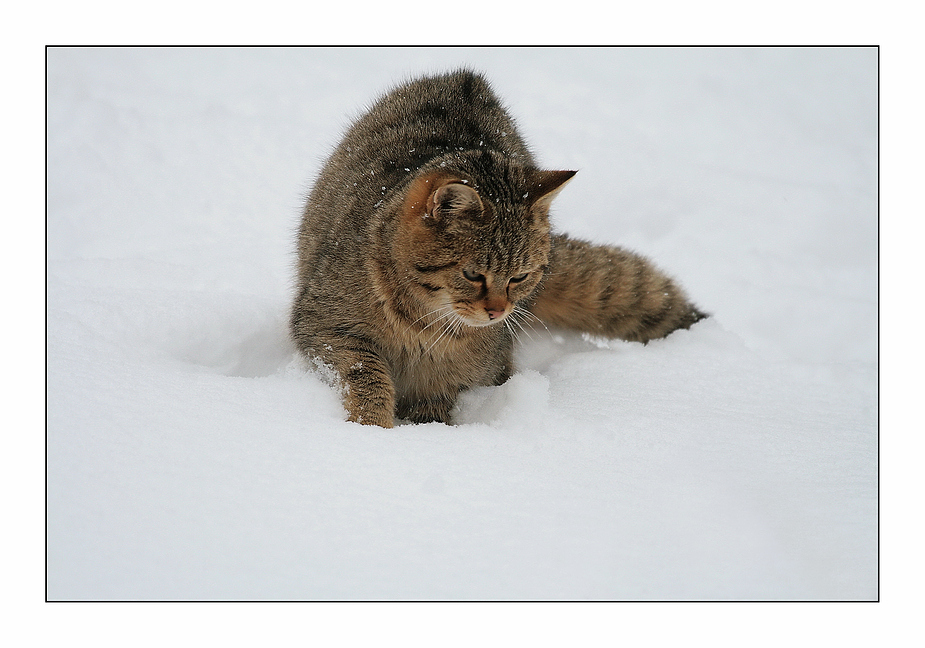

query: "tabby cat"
xmin=291 ymin=69 xmax=706 ymax=427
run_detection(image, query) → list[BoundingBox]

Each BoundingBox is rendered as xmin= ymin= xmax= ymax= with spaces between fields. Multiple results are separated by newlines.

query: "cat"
xmin=291 ymin=69 xmax=706 ymax=428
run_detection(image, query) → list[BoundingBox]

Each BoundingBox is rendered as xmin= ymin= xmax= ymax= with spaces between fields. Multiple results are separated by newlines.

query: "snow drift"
xmin=46 ymin=47 xmax=877 ymax=600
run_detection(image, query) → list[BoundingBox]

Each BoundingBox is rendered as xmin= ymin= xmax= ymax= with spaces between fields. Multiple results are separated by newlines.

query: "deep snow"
xmin=46 ymin=47 xmax=877 ymax=600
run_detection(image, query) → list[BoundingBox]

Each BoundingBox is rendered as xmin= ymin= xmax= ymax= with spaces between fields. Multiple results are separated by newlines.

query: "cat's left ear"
xmin=526 ymin=170 xmax=577 ymax=210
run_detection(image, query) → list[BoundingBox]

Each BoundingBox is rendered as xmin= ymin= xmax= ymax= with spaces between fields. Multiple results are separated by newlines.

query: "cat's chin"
xmin=459 ymin=316 xmax=507 ymax=329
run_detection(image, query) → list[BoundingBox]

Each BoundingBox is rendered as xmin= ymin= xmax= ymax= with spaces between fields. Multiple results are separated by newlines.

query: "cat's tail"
xmin=529 ymin=234 xmax=708 ymax=343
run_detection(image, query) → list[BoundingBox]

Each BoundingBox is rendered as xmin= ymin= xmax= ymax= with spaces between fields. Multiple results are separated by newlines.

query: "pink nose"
xmin=486 ymin=308 xmax=505 ymax=320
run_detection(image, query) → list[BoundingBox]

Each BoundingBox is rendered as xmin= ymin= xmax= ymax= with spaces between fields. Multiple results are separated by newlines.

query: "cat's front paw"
xmin=344 ymin=385 xmax=397 ymax=428
xmin=346 ymin=403 xmax=395 ymax=428
xmin=397 ymin=395 xmax=456 ymax=425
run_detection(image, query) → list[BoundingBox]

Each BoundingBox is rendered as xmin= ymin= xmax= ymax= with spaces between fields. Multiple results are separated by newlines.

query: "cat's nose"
xmin=486 ymin=308 xmax=505 ymax=320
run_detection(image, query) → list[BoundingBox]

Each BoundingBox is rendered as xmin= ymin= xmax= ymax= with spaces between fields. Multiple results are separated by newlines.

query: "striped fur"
xmin=291 ymin=70 xmax=706 ymax=427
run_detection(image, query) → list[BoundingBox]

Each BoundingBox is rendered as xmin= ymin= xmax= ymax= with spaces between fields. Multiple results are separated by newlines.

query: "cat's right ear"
xmin=402 ymin=174 xmax=483 ymax=225
xmin=430 ymin=182 xmax=483 ymax=221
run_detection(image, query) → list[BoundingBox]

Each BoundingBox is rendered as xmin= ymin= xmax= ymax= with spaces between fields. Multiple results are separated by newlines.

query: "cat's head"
xmin=395 ymin=164 xmax=575 ymax=329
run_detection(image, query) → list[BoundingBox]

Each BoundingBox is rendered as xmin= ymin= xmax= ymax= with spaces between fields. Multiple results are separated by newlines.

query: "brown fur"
xmin=531 ymin=235 xmax=706 ymax=342
xmin=290 ymin=70 xmax=706 ymax=427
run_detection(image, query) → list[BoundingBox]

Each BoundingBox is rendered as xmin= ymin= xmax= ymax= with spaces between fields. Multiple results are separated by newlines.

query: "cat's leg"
xmin=396 ymin=392 xmax=458 ymax=425
xmin=295 ymin=330 xmax=397 ymax=428
xmin=530 ymin=234 xmax=707 ymax=343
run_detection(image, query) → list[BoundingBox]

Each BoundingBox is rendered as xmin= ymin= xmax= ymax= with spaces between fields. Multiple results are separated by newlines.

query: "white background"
xmin=12 ymin=2 xmax=917 ymax=643
xmin=46 ymin=45 xmax=877 ymax=602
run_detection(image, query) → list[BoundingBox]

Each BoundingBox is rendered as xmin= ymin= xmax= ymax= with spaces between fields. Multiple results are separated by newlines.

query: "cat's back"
xmin=313 ymin=70 xmax=532 ymax=203
xmin=299 ymin=70 xmax=533 ymax=272
xmin=349 ymin=69 xmax=529 ymax=159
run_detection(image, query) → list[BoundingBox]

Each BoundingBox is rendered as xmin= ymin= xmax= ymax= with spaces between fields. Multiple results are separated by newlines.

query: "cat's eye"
xmin=462 ymin=269 xmax=484 ymax=282
xmin=509 ymin=273 xmax=529 ymax=284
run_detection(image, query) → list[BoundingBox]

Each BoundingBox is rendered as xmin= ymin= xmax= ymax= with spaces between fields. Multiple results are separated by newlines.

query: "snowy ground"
xmin=46 ymin=47 xmax=877 ymax=601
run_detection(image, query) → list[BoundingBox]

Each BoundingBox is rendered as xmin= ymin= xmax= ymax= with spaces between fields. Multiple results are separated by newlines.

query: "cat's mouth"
xmin=455 ymin=305 xmax=511 ymax=327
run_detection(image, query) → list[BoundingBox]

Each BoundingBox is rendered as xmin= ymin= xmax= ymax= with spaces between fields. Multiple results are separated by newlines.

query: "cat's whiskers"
xmin=422 ymin=311 xmax=464 ymax=358
xmin=510 ymin=304 xmax=552 ymax=340
xmin=393 ymin=304 xmax=460 ymax=366
xmin=416 ymin=305 xmax=456 ymax=332
xmin=502 ymin=309 xmax=529 ymax=342
xmin=502 ymin=317 xmax=521 ymax=342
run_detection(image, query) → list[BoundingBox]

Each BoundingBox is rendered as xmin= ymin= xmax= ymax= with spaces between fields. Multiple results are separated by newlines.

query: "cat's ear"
xmin=430 ymin=181 xmax=484 ymax=221
xmin=526 ymin=170 xmax=577 ymax=210
xmin=403 ymin=174 xmax=484 ymax=225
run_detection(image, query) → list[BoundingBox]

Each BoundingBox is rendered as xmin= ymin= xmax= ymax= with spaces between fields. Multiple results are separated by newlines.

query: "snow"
xmin=46 ymin=47 xmax=877 ymax=601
